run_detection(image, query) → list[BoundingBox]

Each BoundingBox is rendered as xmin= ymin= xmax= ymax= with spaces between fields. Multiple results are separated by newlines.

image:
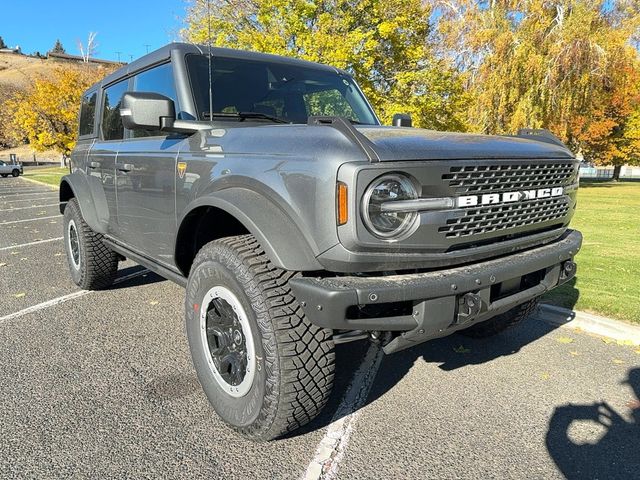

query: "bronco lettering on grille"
xmin=457 ymin=187 xmax=564 ymax=207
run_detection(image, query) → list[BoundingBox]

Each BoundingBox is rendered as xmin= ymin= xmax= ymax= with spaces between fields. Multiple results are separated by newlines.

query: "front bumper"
xmin=290 ymin=229 xmax=582 ymax=353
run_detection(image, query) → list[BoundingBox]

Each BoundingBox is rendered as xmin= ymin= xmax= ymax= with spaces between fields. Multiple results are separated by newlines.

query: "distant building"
xmin=0 ymin=46 xmax=22 ymax=55
xmin=46 ymin=51 xmax=124 ymax=66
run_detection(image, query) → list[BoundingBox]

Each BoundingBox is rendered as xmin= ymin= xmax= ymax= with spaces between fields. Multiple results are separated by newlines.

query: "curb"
xmin=536 ymin=304 xmax=640 ymax=345
xmin=19 ymin=176 xmax=59 ymax=189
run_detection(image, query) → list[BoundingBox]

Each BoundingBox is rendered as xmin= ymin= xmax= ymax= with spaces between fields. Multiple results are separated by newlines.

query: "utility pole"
xmin=144 ymin=44 xmax=151 ymax=54
xmin=129 ymin=54 xmax=134 ymax=62
xmin=115 ymin=51 xmax=122 ymax=62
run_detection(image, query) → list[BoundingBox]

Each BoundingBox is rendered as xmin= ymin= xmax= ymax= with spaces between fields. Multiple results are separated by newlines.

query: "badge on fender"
xmin=177 ymin=161 xmax=187 ymax=179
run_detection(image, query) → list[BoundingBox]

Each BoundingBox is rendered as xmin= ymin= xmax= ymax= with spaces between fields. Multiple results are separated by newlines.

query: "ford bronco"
xmin=60 ymin=43 xmax=582 ymax=441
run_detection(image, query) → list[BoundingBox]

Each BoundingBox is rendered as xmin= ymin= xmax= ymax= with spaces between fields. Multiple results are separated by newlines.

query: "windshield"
xmin=185 ymin=54 xmax=378 ymax=125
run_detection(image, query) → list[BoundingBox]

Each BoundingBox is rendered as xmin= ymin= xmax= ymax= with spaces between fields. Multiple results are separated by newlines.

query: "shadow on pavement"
xmin=110 ymin=266 xmax=166 ymax=289
xmin=545 ymin=368 xmax=640 ymax=480
xmin=292 ymin=316 xmax=562 ymax=438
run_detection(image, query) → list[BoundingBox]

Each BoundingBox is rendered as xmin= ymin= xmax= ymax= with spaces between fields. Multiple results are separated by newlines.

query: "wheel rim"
xmin=67 ymin=219 xmax=80 ymax=269
xmin=200 ymin=286 xmax=256 ymax=398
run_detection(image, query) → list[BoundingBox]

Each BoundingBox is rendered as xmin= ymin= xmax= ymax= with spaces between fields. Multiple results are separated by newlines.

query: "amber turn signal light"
xmin=337 ymin=182 xmax=348 ymax=226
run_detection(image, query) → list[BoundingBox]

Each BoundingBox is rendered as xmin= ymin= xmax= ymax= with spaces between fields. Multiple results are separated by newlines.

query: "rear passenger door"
xmin=114 ymin=62 xmax=183 ymax=266
xmin=90 ymin=79 xmax=130 ymax=233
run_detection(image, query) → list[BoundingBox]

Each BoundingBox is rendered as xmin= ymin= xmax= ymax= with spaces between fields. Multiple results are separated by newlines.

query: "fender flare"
xmin=178 ymin=188 xmax=323 ymax=271
xmin=59 ymin=173 xmax=110 ymax=234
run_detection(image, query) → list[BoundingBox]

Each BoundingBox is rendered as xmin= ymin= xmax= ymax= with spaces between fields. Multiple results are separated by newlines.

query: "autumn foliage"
xmin=185 ymin=0 xmax=640 ymax=172
xmin=1 ymin=1 xmax=638 ymax=174
xmin=2 ymin=67 xmax=106 ymax=154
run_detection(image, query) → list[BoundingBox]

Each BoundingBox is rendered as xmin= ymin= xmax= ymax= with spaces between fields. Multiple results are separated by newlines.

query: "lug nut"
xmin=369 ymin=293 xmax=378 ymax=302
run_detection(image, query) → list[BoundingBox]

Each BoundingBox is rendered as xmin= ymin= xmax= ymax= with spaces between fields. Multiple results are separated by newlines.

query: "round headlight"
xmin=362 ymin=174 xmax=419 ymax=240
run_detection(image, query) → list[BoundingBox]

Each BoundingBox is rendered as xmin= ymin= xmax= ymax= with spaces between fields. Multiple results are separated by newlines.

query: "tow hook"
xmin=456 ymin=292 xmax=483 ymax=325
xmin=561 ymin=260 xmax=577 ymax=280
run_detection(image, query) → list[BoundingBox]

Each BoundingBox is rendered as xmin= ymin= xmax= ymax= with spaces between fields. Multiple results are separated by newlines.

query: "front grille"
xmin=442 ymin=163 xmax=576 ymax=194
xmin=439 ymin=196 xmax=570 ymax=239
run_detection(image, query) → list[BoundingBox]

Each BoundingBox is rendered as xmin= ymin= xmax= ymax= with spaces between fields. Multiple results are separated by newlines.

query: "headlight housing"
xmin=361 ymin=173 xmax=419 ymax=240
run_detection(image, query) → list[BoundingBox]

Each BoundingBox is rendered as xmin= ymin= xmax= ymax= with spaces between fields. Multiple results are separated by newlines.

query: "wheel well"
xmin=59 ymin=180 xmax=74 ymax=214
xmin=175 ymin=206 xmax=250 ymax=276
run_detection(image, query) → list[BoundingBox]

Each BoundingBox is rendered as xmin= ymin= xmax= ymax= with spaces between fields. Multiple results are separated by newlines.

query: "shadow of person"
xmin=546 ymin=368 xmax=640 ymax=480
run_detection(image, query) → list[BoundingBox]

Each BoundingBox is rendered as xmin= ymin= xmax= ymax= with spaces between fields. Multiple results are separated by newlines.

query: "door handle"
xmin=88 ymin=161 xmax=100 ymax=169
xmin=116 ymin=163 xmax=134 ymax=172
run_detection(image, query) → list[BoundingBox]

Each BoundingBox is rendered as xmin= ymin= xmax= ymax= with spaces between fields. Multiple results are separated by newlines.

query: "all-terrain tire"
xmin=63 ymin=198 xmax=119 ymax=290
xmin=11 ymin=169 xmax=20 ymax=177
xmin=185 ymin=234 xmax=335 ymax=441
xmin=458 ymin=299 xmax=539 ymax=338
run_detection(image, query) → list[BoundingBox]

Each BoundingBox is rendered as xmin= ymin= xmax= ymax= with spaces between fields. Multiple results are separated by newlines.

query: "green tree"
xmin=0 ymin=36 xmax=7 ymax=49
xmin=51 ymin=39 xmax=66 ymax=54
xmin=183 ymin=0 xmax=469 ymax=130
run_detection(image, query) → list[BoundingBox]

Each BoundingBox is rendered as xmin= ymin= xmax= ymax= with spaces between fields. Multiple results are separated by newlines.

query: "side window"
xmin=79 ymin=91 xmax=97 ymax=136
xmin=132 ymin=63 xmax=177 ymax=137
xmin=101 ymin=79 xmax=129 ymax=141
xmin=304 ymin=89 xmax=356 ymax=119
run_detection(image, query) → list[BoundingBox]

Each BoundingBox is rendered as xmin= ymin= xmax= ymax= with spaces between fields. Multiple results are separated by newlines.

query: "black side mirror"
xmin=120 ymin=92 xmax=175 ymax=131
xmin=392 ymin=113 xmax=412 ymax=128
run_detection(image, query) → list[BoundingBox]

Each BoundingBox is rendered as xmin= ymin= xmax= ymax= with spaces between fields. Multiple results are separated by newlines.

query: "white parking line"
xmin=0 ymin=203 xmax=59 ymax=212
xmin=0 ymin=190 xmax=56 ymax=197
xmin=3 ymin=196 xmax=58 ymax=204
xmin=302 ymin=338 xmax=387 ymax=480
xmin=0 ymin=215 xmax=60 ymax=225
xmin=0 ymin=237 xmax=63 ymax=251
xmin=0 ymin=269 xmax=150 ymax=324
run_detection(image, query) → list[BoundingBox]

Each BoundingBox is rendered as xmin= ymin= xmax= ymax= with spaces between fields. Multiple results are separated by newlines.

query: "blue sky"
xmin=1 ymin=0 xmax=187 ymax=62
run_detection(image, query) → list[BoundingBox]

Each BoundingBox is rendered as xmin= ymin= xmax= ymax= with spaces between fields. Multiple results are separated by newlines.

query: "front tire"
xmin=185 ymin=235 xmax=335 ymax=441
xmin=11 ymin=169 xmax=19 ymax=177
xmin=63 ymin=198 xmax=119 ymax=290
xmin=458 ymin=299 xmax=539 ymax=338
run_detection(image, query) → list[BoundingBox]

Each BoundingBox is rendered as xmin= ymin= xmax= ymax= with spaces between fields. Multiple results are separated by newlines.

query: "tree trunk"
xmin=613 ymin=164 xmax=622 ymax=181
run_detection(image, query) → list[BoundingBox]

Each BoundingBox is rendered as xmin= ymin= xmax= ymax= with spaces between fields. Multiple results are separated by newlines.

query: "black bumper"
xmin=290 ymin=229 xmax=582 ymax=354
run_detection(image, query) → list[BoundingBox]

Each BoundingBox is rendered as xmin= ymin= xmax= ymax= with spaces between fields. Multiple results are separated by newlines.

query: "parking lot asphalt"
xmin=1 ymin=176 xmax=638 ymax=479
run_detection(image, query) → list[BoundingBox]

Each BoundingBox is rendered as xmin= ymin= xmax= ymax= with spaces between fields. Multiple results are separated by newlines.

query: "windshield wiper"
xmin=205 ymin=112 xmax=289 ymax=124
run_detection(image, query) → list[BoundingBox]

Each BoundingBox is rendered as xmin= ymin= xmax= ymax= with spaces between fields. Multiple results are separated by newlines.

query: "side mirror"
xmin=120 ymin=92 xmax=175 ymax=131
xmin=392 ymin=113 xmax=412 ymax=128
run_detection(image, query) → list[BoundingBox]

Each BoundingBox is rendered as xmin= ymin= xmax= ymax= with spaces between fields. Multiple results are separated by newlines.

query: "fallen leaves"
xmin=556 ymin=336 xmax=575 ymax=344
xmin=149 ymin=300 xmax=159 ymax=306
xmin=13 ymin=292 xmax=25 ymax=298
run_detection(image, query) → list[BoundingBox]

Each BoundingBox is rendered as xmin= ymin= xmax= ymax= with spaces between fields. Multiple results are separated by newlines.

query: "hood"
xmin=355 ymin=126 xmax=574 ymax=161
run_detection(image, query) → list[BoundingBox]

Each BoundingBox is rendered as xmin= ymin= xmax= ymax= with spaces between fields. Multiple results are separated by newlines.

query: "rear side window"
xmin=79 ymin=91 xmax=97 ymax=136
xmin=101 ymin=79 xmax=129 ymax=141
xmin=132 ymin=63 xmax=177 ymax=137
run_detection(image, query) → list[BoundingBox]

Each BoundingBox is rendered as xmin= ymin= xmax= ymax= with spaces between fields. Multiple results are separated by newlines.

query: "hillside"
xmin=0 ymin=53 xmax=60 ymax=88
xmin=0 ymin=52 xmax=112 ymax=89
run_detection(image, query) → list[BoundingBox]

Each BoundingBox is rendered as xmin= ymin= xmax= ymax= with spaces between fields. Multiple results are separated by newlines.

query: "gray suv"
xmin=60 ymin=43 xmax=582 ymax=441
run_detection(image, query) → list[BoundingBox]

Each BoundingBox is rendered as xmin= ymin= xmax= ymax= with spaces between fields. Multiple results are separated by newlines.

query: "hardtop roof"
xmin=92 ymin=42 xmax=345 ymax=92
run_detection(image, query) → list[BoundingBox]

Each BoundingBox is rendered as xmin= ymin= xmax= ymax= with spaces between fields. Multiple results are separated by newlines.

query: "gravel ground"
xmin=1 ymin=177 xmax=638 ymax=479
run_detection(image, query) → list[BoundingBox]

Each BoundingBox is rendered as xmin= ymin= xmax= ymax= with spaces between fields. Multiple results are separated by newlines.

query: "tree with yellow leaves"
xmin=7 ymin=67 xmax=106 ymax=154
xmin=183 ymin=0 xmax=470 ymax=130
xmin=434 ymin=0 xmax=640 ymax=178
